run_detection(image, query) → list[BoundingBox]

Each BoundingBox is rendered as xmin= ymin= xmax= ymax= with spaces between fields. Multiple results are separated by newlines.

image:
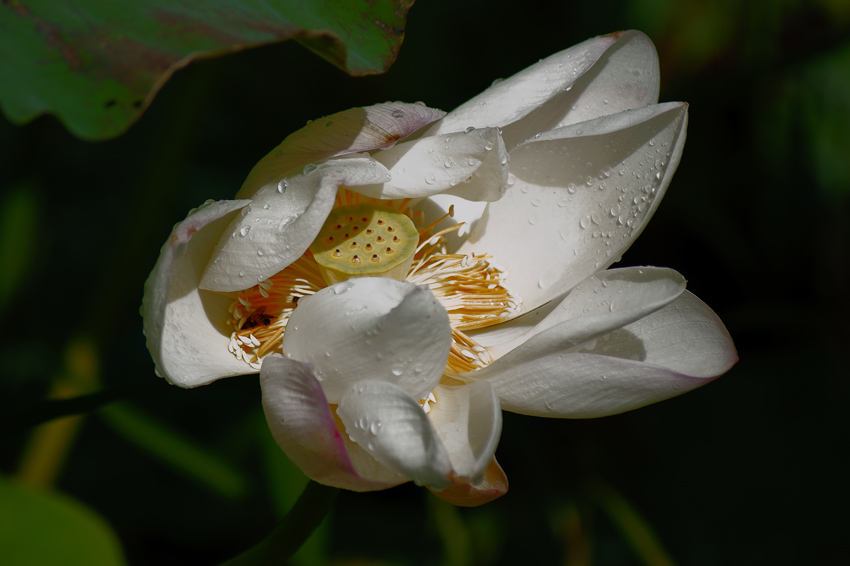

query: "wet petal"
xmin=281 ymin=278 xmax=451 ymax=403
xmin=429 ymin=457 xmax=509 ymax=507
xmin=477 ymin=267 xmax=686 ymax=359
xmin=261 ymin=356 xmax=406 ymax=490
xmin=462 ymin=102 xmax=688 ymax=314
xmin=337 ymin=380 xmax=454 ymax=489
xmin=142 ymin=199 xmax=253 ymax=387
xmin=201 ymin=157 xmax=391 ymax=292
xmin=353 ymin=127 xmax=509 ymax=202
xmin=469 ymin=291 xmax=737 ymax=417
xmin=429 ymin=31 xmax=658 ymax=149
xmin=428 ymin=381 xmax=502 ymax=481
xmin=238 ymin=102 xmax=446 ymax=198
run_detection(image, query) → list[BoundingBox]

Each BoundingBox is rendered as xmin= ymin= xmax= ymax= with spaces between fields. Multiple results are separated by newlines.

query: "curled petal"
xmin=200 ymin=157 xmax=391 ymax=292
xmin=261 ymin=356 xmax=406 ymax=491
xmin=280 ymin=278 xmax=452 ymax=403
xmin=354 ymin=127 xmax=509 ymax=202
xmin=337 ymin=380 xmax=454 ymax=489
xmin=430 ymin=31 xmax=658 ymax=149
xmin=142 ymin=199 xmax=253 ymax=387
xmin=429 ymin=457 xmax=509 ymax=507
xmin=428 ymin=381 xmax=502 ymax=481
xmin=479 ymin=267 xmax=686 ymax=359
xmin=462 ymin=102 xmax=688 ymax=314
xmin=470 ymin=291 xmax=737 ymax=417
xmin=238 ymin=102 xmax=446 ymax=198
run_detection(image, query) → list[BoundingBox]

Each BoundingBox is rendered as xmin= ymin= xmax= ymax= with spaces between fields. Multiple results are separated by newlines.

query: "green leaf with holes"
xmin=0 ymin=478 xmax=125 ymax=565
xmin=0 ymin=0 xmax=414 ymax=140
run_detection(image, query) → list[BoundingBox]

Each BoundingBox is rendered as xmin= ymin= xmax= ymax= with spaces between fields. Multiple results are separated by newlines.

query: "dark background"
xmin=2 ymin=0 xmax=849 ymax=564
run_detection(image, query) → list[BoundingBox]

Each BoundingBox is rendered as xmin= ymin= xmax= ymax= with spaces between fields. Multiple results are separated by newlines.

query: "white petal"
xmin=410 ymin=194 xmax=488 ymax=254
xmin=428 ymin=382 xmax=502 ymax=481
xmin=470 ymin=291 xmax=737 ymax=417
xmin=141 ymin=199 xmax=253 ymax=387
xmin=281 ymin=278 xmax=451 ymax=403
xmin=337 ymin=380 xmax=454 ymax=488
xmin=237 ymin=102 xmax=446 ymax=198
xmin=353 ymin=127 xmax=509 ymax=202
xmin=200 ymin=157 xmax=392 ymax=292
xmin=261 ymin=356 xmax=407 ymax=491
xmin=479 ymin=267 xmax=686 ymax=359
xmin=462 ymin=102 xmax=688 ymax=313
xmin=500 ymin=30 xmax=660 ymax=149
xmin=429 ymin=31 xmax=659 ymax=149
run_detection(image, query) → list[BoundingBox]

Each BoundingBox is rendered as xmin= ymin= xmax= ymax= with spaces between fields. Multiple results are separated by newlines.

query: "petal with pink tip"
xmin=261 ymin=356 xmax=406 ymax=491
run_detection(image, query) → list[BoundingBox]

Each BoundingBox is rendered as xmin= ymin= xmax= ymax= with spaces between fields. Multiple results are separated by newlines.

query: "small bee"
xmin=243 ymin=306 xmax=274 ymax=329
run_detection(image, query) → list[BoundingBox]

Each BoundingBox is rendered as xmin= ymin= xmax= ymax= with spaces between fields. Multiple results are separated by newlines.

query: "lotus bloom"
xmin=143 ymin=31 xmax=736 ymax=506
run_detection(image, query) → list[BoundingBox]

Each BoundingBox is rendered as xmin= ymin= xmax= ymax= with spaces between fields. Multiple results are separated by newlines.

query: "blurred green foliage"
xmin=1 ymin=0 xmax=849 ymax=564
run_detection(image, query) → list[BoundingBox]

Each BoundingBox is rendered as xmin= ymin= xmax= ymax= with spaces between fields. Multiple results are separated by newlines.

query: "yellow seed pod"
xmin=310 ymin=203 xmax=419 ymax=285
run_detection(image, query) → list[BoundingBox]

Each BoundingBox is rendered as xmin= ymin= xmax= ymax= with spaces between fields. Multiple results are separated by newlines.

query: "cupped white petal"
xmin=469 ymin=291 xmax=737 ymax=418
xmin=200 ymin=157 xmax=392 ymax=292
xmin=142 ymin=199 xmax=254 ymax=387
xmin=280 ymin=278 xmax=451 ymax=404
xmin=462 ymin=102 xmax=688 ymax=314
xmin=428 ymin=381 xmax=502 ymax=481
xmin=337 ymin=380 xmax=454 ymax=489
xmin=476 ymin=267 xmax=686 ymax=359
xmin=238 ymin=102 xmax=446 ymax=199
xmin=430 ymin=32 xmax=659 ymax=149
xmin=352 ymin=127 xmax=509 ymax=202
xmin=260 ymin=356 xmax=407 ymax=491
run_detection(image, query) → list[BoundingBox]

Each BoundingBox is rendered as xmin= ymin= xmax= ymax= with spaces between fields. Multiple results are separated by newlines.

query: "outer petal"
xmin=237 ymin=102 xmax=446 ymax=199
xmin=281 ymin=278 xmax=451 ymax=404
xmin=429 ymin=31 xmax=659 ymax=149
xmin=142 ymin=199 xmax=253 ymax=387
xmin=352 ymin=127 xmax=509 ymax=202
xmin=261 ymin=356 xmax=406 ymax=491
xmin=200 ymin=157 xmax=392 ymax=292
xmin=337 ymin=380 xmax=454 ymax=489
xmin=476 ymin=267 xmax=686 ymax=359
xmin=469 ymin=291 xmax=737 ymax=418
xmin=462 ymin=102 xmax=688 ymax=314
xmin=429 ymin=458 xmax=509 ymax=507
xmin=428 ymin=381 xmax=502 ymax=481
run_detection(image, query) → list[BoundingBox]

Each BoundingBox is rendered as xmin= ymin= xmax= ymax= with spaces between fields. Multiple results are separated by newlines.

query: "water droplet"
xmin=303 ymin=164 xmax=317 ymax=175
xmin=257 ymin=249 xmax=264 ymax=256
xmin=238 ymin=270 xmax=245 ymax=277
xmin=370 ymin=420 xmax=383 ymax=435
xmin=465 ymin=126 xmax=476 ymax=133
xmin=579 ymin=216 xmax=590 ymax=229
xmin=425 ymin=175 xmax=436 ymax=185
xmin=277 ymin=179 xmax=288 ymax=194
xmin=391 ymin=110 xmax=405 ymax=118
xmin=507 ymin=173 xmax=516 ymax=186
xmin=263 ymin=204 xmax=270 ymax=210
xmin=444 ymin=158 xmax=454 ymax=168
xmin=239 ymin=226 xmax=251 ymax=236
xmin=591 ymin=212 xmax=601 ymax=225
xmin=392 ymin=367 xmax=403 ymax=376
xmin=484 ymin=142 xmax=494 ymax=151
xmin=444 ymin=136 xmax=453 ymax=143
xmin=610 ymin=203 xmax=621 ymax=216
xmin=527 ymin=212 xmax=539 ymax=225
xmin=567 ymin=183 xmax=577 ymax=194
xmin=531 ymin=197 xmax=542 ymax=207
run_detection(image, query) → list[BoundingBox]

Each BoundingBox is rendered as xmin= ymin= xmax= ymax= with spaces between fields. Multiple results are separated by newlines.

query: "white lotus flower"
xmin=142 ymin=31 xmax=737 ymax=506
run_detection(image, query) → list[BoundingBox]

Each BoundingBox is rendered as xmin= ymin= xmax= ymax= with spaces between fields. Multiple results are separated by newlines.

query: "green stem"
xmin=222 ymin=481 xmax=340 ymax=566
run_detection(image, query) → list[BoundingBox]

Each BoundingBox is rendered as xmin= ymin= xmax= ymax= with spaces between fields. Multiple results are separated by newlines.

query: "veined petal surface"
xmin=238 ymin=102 xmax=446 ymax=199
xmin=280 ymin=279 xmax=451 ymax=404
xmin=352 ymin=126 xmax=509 ymax=202
xmin=261 ymin=356 xmax=406 ymax=491
xmin=462 ymin=102 xmax=688 ymax=314
xmin=479 ymin=267 xmax=686 ymax=359
xmin=337 ymin=380 xmax=454 ymax=489
xmin=201 ymin=157 xmax=392 ymax=292
xmin=142 ymin=199 xmax=253 ymax=387
xmin=430 ymin=31 xmax=659 ymax=150
xmin=428 ymin=381 xmax=502 ymax=481
xmin=471 ymin=291 xmax=736 ymax=418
